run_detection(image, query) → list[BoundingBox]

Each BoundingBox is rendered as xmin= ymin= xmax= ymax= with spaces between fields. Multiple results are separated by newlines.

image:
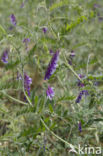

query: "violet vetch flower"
xmin=70 ymin=50 xmax=75 ymax=57
xmin=23 ymin=38 xmax=30 ymax=43
xmin=42 ymin=27 xmax=48 ymax=34
xmin=94 ymin=81 xmax=98 ymax=86
xmin=20 ymin=2 xmax=25 ymax=8
xmin=10 ymin=14 xmax=16 ymax=26
xmin=97 ymin=13 xmax=103 ymax=22
xmin=23 ymin=38 xmax=30 ymax=50
xmin=82 ymin=90 xmax=89 ymax=95
xmin=75 ymin=91 xmax=83 ymax=103
xmin=1 ymin=49 xmax=9 ymax=64
xmin=98 ymin=17 xmax=103 ymax=22
xmin=9 ymin=26 xmax=14 ymax=31
xmin=68 ymin=50 xmax=75 ymax=65
xmin=44 ymin=50 xmax=59 ymax=80
xmin=16 ymin=72 xmax=22 ymax=80
xmin=78 ymin=122 xmax=82 ymax=133
xmin=24 ymin=73 xmax=32 ymax=96
xmin=20 ymin=0 xmax=28 ymax=8
xmin=93 ymin=4 xmax=100 ymax=9
xmin=46 ymin=86 xmax=54 ymax=100
xmin=49 ymin=49 xmax=54 ymax=55
xmin=76 ymin=90 xmax=88 ymax=103
xmin=77 ymin=74 xmax=84 ymax=87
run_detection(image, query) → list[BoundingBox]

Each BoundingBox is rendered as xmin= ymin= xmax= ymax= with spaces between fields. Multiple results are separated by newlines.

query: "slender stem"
xmin=0 ymin=90 xmax=28 ymax=106
xmin=40 ymin=118 xmax=77 ymax=153
xmin=64 ymin=54 xmax=82 ymax=81
xmin=24 ymin=91 xmax=33 ymax=107
xmin=48 ymin=23 xmax=58 ymax=39
xmin=86 ymin=54 xmax=92 ymax=76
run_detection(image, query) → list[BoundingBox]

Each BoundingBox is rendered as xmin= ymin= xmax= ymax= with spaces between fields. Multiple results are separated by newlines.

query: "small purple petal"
xmin=23 ymin=38 xmax=30 ymax=50
xmin=1 ymin=49 xmax=9 ymax=64
xmin=20 ymin=0 xmax=28 ymax=8
xmin=46 ymin=86 xmax=55 ymax=100
xmin=70 ymin=50 xmax=75 ymax=57
xmin=42 ymin=27 xmax=48 ymax=34
xmin=68 ymin=50 xmax=75 ymax=65
xmin=94 ymin=4 xmax=100 ymax=9
xmin=77 ymin=74 xmax=85 ymax=87
xmin=9 ymin=26 xmax=14 ymax=31
xmin=75 ymin=91 xmax=83 ymax=103
xmin=82 ymin=90 xmax=89 ymax=96
xmin=49 ymin=49 xmax=54 ymax=55
xmin=20 ymin=2 xmax=25 ymax=8
xmin=68 ymin=60 xmax=72 ymax=65
xmin=98 ymin=17 xmax=103 ymax=22
xmin=78 ymin=122 xmax=82 ymax=133
xmin=17 ymin=72 xmax=22 ymax=80
xmin=24 ymin=73 xmax=32 ymax=97
xmin=10 ymin=14 xmax=16 ymax=26
xmin=76 ymin=90 xmax=88 ymax=103
xmin=23 ymin=38 xmax=30 ymax=43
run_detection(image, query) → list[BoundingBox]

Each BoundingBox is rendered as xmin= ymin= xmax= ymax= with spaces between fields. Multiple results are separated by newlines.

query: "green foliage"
xmin=0 ymin=0 xmax=103 ymax=155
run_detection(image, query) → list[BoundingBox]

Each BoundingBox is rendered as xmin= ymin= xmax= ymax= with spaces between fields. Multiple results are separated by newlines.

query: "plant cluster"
xmin=0 ymin=0 xmax=103 ymax=155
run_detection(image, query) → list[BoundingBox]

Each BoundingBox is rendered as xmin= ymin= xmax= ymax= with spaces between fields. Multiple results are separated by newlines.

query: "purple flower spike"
xmin=46 ymin=86 xmax=54 ymax=100
xmin=44 ymin=50 xmax=59 ymax=80
xmin=23 ymin=38 xmax=30 ymax=50
xmin=23 ymin=38 xmax=30 ymax=43
xmin=76 ymin=90 xmax=88 ymax=103
xmin=10 ymin=14 xmax=16 ymax=26
xmin=82 ymin=90 xmax=88 ymax=96
xmin=77 ymin=74 xmax=84 ymax=87
xmin=24 ymin=73 xmax=32 ymax=96
xmin=1 ymin=49 xmax=9 ymax=64
xmin=78 ymin=122 xmax=82 ymax=133
xmin=49 ymin=49 xmax=54 ymax=55
xmin=42 ymin=27 xmax=48 ymax=34
xmin=75 ymin=91 xmax=83 ymax=103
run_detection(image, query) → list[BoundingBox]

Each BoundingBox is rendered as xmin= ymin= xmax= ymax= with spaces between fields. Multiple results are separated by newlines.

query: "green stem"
xmin=64 ymin=54 xmax=82 ymax=81
xmin=23 ymin=91 xmax=33 ymax=107
xmin=40 ymin=118 xmax=77 ymax=153
xmin=0 ymin=90 xmax=28 ymax=106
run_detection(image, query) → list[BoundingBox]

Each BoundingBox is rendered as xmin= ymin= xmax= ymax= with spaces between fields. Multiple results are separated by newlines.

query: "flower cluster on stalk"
xmin=44 ymin=50 xmax=59 ymax=100
xmin=24 ymin=73 xmax=32 ymax=97
xmin=17 ymin=72 xmax=32 ymax=98
xmin=77 ymin=74 xmax=84 ymax=87
xmin=44 ymin=50 xmax=59 ymax=80
xmin=1 ymin=49 xmax=9 ymax=64
xmin=68 ymin=50 xmax=75 ymax=65
xmin=23 ymin=38 xmax=30 ymax=50
xmin=78 ymin=122 xmax=82 ymax=133
xmin=10 ymin=14 xmax=16 ymax=26
xmin=75 ymin=90 xmax=88 ymax=103
xmin=42 ymin=27 xmax=48 ymax=34
xmin=46 ymin=86 xmax=54 ymax=100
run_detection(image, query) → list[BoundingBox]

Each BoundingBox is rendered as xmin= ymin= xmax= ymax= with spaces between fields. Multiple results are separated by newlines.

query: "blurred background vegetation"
xmin=0 ymin=0 xmax=103 ymax=155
